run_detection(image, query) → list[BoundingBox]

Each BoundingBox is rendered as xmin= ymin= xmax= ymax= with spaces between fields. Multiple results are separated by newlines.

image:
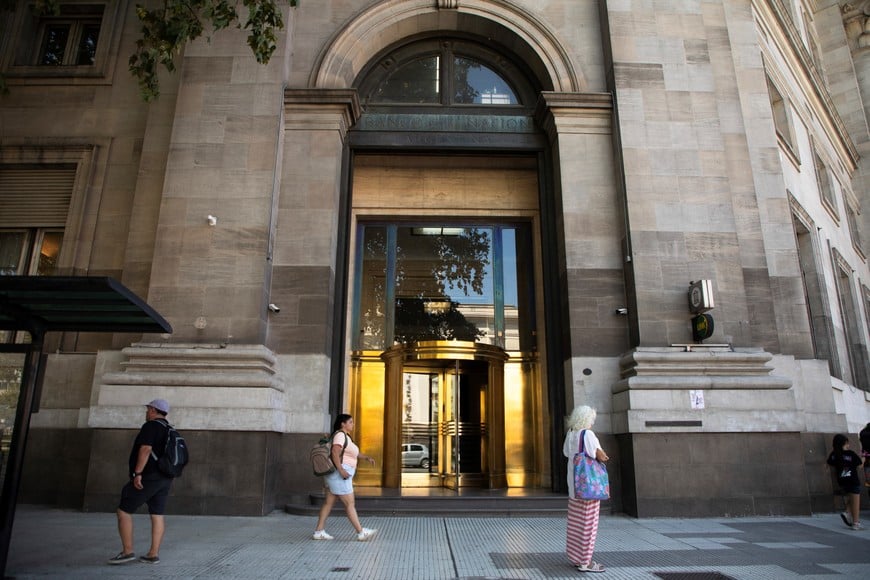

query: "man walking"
xmin=107 ymin=399 xmax=174 ymax=565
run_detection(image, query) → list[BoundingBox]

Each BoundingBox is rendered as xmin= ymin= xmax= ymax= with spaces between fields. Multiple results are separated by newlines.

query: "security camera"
xmin=615 ymin=307 xmax=628 ymax=315
xmin=268 ymin=303 xmax=280 ymax=313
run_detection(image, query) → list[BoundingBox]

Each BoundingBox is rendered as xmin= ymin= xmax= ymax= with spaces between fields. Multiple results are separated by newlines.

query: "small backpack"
xmin=151 ymin=419 xmax=189 ymax=478
xmin=310 ymin=431 xmax=348 ymax=477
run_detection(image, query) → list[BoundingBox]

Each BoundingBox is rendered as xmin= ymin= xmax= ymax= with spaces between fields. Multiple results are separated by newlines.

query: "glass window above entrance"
xmin=359 ymin=39 xmax=533 ymax=107
xmin=354 ymin=223 xmax=535 ymax=352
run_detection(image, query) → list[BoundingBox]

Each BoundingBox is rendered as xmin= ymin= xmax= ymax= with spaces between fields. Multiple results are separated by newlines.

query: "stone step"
xmin=285 ymin=490 xmax=612 ymax=517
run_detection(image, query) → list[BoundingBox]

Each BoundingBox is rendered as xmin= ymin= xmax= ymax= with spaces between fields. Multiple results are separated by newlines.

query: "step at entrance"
xmin=285 ymin=489 xmax=610 ymax=517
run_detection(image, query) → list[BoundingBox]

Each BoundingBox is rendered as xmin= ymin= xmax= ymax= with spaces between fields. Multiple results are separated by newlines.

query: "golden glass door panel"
xmin=504 ymin=353 xmax=544 ymax=487
xmin=348 ymin=351 xmax=385 ymax=487
xmin=439 ymin=360 xmax=488 ymax=489
xmin=400 ymin=370 xmax=439 ymax=488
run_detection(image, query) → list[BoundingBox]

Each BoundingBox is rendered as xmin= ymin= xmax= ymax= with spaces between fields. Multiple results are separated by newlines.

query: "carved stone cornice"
xmin=534 ymin=92 xmax=613 ymax=141
xmin=283 ymin=89 xmax=361 ymax=137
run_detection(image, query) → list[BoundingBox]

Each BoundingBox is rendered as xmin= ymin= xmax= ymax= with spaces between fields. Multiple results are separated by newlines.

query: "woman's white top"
xmin=562 ymin=428 xmax=602 ymax=500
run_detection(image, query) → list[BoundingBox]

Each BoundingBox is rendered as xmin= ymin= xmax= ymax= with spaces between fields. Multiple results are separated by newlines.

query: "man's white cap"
xmin=146 ymin=399 xmax=170 ymax=413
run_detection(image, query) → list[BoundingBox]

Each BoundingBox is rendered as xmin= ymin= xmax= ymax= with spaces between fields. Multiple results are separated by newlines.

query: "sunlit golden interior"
xmin=349 ymin=342 xmax=546 ymax=489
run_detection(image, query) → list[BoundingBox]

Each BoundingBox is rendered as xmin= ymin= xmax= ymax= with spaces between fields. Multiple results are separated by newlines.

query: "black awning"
xmin=0 ymin=276 xmax=172 ymax=577
xmin=0 ymin=276 xmax=172 ymax=334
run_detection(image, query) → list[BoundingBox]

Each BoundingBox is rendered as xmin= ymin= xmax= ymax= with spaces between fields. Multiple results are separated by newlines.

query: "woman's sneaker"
xmin=357 ymin=528 xmax=377 ymax=541
xmin=312 ymin=529 xmax=334 ymax=540
xmin=851 ymin=522 xmax=865 ymax=531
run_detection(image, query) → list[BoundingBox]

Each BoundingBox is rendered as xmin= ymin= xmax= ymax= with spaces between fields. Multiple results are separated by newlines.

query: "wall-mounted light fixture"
xmin=207 ymin=215 xmax=217 ymax=226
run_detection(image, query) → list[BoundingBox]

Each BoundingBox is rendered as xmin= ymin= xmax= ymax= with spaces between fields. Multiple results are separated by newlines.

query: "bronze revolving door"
xmin=381 ymin=341 xmax=508 ymax=489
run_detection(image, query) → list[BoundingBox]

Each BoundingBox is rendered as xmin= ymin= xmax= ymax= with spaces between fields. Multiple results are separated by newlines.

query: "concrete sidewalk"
xmin=6 ymin=505 xmax=870 ymax=579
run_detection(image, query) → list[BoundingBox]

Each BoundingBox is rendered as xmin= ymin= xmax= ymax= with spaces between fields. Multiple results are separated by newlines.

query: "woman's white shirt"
xmin=562 ymin=428 xmax=602 ymax=500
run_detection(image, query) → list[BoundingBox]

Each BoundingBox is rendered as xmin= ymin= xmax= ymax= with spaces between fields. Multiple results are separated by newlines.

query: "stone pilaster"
xmin=146 ymin=26 xmax=286 ymax=344
xmin=602 ymin=0 xmax=813 ymax=353
xmin=536 ymin=92 xmax=628 ymax=359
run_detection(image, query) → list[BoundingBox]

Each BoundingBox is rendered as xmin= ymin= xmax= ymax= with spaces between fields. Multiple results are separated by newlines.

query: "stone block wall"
xmin=60 ymin=429 xmax=321 ymax=516
xmin=618 ymin=432 xmax=812 ymax=517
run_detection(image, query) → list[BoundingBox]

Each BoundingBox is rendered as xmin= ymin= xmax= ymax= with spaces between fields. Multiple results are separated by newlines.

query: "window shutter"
xmin=0 ymin=167 xmax=75 ymax=227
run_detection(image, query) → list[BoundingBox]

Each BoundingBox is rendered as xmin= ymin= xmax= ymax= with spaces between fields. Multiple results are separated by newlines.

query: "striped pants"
xmin=566 ymin=498 xmax=600 ymax=567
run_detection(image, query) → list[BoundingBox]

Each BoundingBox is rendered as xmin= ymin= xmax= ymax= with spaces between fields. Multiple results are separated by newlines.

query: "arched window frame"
xmin=356 ymin=37 xmax=539 ymax=111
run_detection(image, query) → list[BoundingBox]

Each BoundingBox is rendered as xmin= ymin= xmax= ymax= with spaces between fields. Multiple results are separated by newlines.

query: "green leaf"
xmin=128 ymin=0 xmax=286 ymax=101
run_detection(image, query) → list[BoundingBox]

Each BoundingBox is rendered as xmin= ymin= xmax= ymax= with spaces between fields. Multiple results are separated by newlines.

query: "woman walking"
xmin=563 ymin=405 xmax=609 ymax=573
xmin=313 ymin=413 xmax=377 ymax=541
xmin=827 ymin=433 xmax=864 ymax=530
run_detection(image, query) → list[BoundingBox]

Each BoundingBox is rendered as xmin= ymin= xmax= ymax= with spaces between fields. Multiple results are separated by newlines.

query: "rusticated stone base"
xmin=21 ymin=428 xmax=322 ymax=516
xmin=616 ymin=431 xmax=867 ymax=517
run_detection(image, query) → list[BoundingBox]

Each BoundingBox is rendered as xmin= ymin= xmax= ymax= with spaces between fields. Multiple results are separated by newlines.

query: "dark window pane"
xmin=39 ymin=25 xmax=70 ymax=65
xmin=453 ymin=57 xmax=517 ymax=105
xmin=0 ymin=232 xmax=28 ymax=276
xmin=372 ymin=56 xmax=440 ymax=103
xmin=76 ymin=24 xmax=100 ymax=65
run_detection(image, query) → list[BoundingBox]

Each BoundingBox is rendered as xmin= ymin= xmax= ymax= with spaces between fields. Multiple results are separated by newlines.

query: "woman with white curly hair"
xmin=563 ymin=405 xmax=609 ymax=573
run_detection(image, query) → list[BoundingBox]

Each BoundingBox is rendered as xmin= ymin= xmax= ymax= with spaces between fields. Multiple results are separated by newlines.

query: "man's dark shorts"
xmin=118 ymin=475 xmax=172 ymax=515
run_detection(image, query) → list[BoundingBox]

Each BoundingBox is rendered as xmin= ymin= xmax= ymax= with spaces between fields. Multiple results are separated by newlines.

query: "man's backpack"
xmin=151 ymin=419 xmax=189 ymax=478
xmin=310 ymin=431 xmax=348 ymax=477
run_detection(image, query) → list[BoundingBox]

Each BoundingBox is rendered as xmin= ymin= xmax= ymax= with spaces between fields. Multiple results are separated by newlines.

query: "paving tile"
xmin=5 ymin=507 xmax=870 ymax=579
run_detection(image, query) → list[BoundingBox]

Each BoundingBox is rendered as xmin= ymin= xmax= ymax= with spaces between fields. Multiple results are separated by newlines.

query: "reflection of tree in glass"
xmin=395 ymin=229 xmax=490 ymax=343
xmin=394 ymin=298 xmax=485 ymax=343
xmin=431 ymin=229 xmax=490 ymax=296
xmin=377 ymin=56 xmax=440 ymax=103
xmin=454 ymin=58 xmax=481 ymax=104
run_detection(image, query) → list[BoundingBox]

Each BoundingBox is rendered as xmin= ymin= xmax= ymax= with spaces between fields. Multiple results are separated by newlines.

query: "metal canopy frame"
xmin=0 ymin=276 xmax=172 ymax=577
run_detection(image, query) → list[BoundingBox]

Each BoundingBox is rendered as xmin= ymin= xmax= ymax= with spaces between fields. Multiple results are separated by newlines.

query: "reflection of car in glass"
xmin=401 ymin=443 xmax=430 ymax=469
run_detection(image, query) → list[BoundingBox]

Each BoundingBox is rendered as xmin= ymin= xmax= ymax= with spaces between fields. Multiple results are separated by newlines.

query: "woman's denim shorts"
xmin=324 ymin=464 xmax=356 ymax=496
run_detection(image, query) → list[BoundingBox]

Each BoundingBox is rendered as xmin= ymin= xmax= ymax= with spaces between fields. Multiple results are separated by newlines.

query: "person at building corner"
xmin=563 ymin=405 xmax=609 ymax=573
xmin=827 ymin=433 xmax=864 ymax=531
xmin=312 ymin=413 xmax=377 ymax=541
xmin=107 ymin=399 xmax=175 ymax=564
xmin=860 ymin=423 xmax=870 ymax=498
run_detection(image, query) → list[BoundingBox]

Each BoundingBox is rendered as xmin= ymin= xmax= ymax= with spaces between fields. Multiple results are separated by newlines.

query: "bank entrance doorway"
xmin=347 ymin=155 xmax=550 ymax=491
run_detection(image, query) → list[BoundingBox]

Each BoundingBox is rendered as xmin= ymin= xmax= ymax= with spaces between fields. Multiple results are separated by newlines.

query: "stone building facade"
xmin=1 ymin=0 xmax=869 ymax=517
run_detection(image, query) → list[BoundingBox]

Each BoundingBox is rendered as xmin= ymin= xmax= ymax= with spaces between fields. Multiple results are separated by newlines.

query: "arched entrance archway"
xmin=281 ymin=0 xmax=616 ymax=495
xmin=309 ymin=0 xmax=582 ymax=93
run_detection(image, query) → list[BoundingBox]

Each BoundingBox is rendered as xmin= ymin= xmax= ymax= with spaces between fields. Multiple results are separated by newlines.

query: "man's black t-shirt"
xmin=128 ymin=419 xmax=168 ymax=477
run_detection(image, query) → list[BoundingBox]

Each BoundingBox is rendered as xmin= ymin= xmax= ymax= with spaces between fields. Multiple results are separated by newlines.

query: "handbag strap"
xmin=579 ymin=429 xmax=586 ymax=455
